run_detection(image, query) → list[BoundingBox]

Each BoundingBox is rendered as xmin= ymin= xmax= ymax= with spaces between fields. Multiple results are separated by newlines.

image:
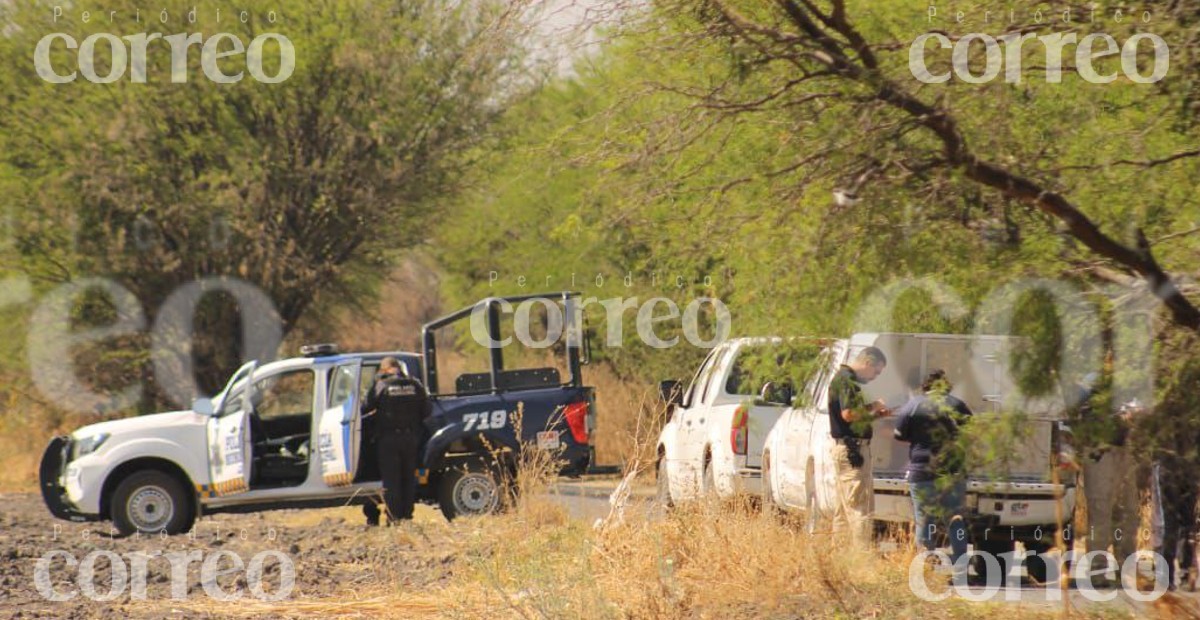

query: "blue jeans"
xmin=910 ymin=477 xmax=968 ymax=565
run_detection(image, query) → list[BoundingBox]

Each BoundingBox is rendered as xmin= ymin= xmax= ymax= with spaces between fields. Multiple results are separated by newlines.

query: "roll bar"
xmin=420 ymin=291 xmax=586 ymax=395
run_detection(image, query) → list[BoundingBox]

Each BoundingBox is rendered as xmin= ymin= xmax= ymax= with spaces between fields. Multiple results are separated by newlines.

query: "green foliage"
xmin=434 ymin=1 xmax=1200 ymax=471
xmin=0 ymin=0 xmax=522 ymax=403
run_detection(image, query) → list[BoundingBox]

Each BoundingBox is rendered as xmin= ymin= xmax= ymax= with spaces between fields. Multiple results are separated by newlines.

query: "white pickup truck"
xmin=762 ymin=333 xmax=1077 ymax=582
xmin=39 ymin=292 xmax=600 ymax=536
xmin=39 ymin=348 xmax=421 ymax=535
xmin=655 ymin=337 xmax=795 ymax=504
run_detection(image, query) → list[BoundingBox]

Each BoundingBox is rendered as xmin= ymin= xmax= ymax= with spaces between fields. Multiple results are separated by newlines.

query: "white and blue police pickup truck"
xmin=40 ymin=292 xmax=597 ymax=536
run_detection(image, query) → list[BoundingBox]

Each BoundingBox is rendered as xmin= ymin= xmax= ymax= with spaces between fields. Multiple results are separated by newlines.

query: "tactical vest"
xmin=374 ymin=376 xmax=427 ymax=434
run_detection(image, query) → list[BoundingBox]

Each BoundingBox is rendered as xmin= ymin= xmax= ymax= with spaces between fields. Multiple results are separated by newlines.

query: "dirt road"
xmin=0 ymin=482 xmax=640 ymax=619
xmin=0 ymin=492 xmax=464 ymax=618
xmin=2 ymin=488 xmax=1190 ymax=619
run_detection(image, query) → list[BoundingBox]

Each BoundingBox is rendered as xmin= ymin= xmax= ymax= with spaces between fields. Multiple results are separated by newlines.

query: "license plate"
xmin=536 ymin=431 xmax=561 ymax=450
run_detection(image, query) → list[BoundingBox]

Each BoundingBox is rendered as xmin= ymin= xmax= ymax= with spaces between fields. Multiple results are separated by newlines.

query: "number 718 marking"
xmin=463 ymin=410 xmax=507 ymax=431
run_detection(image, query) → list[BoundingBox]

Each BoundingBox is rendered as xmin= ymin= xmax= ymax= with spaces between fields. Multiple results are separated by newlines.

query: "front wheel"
xmin=111 ymin=470 xmax=194 ymax=537
xmin=438 ymin=461 xmax=503 ymax=521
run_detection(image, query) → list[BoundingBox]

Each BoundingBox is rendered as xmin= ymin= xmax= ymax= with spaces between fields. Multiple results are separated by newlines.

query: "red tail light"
xmin=731 ymin=404 xmax=749 ymax=456
xmin=564 ymin=401 xmax=589 ymax=444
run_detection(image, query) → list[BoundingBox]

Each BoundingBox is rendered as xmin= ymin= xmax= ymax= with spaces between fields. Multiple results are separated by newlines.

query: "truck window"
xmin=328 ymin=365 xmax=359 ymax=407
xmin=725 ymin=345 xmax=770 ymax=396
xmin=254 ymin=370 xmax=315 ymax=422
xmin=699 ymin=346 xmax=732 ymax=405
xmin=725 ymin=342 xmax=824 ymax=400
xmin=359 ymin=365 xmax=380 ymax=400
xmin=681 ymin=348 xmax=719 ymax=409
xmin=809 ymin=348 xmax=838 ymax=411
xmin=220 ymin=389 xmax=244 ymax=417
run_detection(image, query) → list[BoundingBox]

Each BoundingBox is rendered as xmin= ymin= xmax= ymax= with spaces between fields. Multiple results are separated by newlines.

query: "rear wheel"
xmin=111 ymin=470 xmax=193 ymax=537
xmin=762 ymin=453 xmax=779 ymax=515
xmin=701 ymin=456 xmax=716 ymax=497
xmin=1025 ymin=540 xmax=1054 ymax=584
xmin=972 ymin=538 xmax=1016 ymax=586
xmin=803 ymin=461 xmax=818 ymax=534
xmin=438 ymin=460 xmax=503 ymax=521
xmin=656 ymin=456 xmax=673 ymax=508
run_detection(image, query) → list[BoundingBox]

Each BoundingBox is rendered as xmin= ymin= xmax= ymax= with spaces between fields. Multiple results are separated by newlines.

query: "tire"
xmin=972 ymin=537 xmax=1016 ymax=586
xmin=111 ymin=470 xmax=193 ymax=537
xmin=656 ymin=456 xmax=673 ymax=508
xmin=803 ymin=461 xmax=818 ymax=534
xmin=762 ymin=453 xmax=780 ymax=515
xmin=438 ymin=460 xmax=503 ymax=521
xmin=1026 ymin=540 xmax=1053 ymax=584
xmin=701 ymin=457 xmax=716 ymax=498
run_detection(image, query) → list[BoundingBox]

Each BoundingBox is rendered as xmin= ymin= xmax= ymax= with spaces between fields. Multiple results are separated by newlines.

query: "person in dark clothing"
xmin=893 ymin=369 xmax=973 ymax=568
xmin=1156 ymin=461 xmax=1198 ymax=591
xmin=827 ymin=346 xmax=890 ymax=542
xmin=361 ymin=357 xmax=431 ymax=525
xmin=1143 ymin=398 xmax=1200 ymax=592
xmin=1072 ymin=372 xmax=1140 ymax=588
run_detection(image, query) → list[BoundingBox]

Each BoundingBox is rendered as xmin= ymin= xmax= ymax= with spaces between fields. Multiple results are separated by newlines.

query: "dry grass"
xmin=0 ymin=378 xmax=96 ymax=492
xmin=586 ymin=361 xmax=656 ymax=469
xmin=427 ymin=485 xmax=1133 ymax=619
xmin=419 ymin=425 xmax=1105 ymax=619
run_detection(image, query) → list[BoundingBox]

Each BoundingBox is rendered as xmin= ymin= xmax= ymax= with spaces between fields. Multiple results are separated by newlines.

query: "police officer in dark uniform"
xmin=362 ymin=357 xmax=430 ymax=525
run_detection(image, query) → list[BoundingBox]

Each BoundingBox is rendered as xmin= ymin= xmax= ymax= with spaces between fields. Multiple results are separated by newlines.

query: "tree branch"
xmin=695 ymin=0 xmax=1200 ymax=331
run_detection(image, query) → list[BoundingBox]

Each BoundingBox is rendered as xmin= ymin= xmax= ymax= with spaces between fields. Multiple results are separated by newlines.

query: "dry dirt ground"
xmin=0 ymin=492 xmax=460 ymax=619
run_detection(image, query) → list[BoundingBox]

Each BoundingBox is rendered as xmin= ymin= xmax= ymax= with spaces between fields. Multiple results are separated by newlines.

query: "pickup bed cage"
xmin=420 ymin=291 xmax=586 ymax=396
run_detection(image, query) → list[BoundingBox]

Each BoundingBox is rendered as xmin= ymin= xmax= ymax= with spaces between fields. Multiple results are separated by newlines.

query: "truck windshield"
xmin=725 ymin=341 xmax=826 ymax=398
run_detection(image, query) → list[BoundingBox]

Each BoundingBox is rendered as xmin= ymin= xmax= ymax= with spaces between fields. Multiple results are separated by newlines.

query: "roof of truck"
xmin=848 ymin=332 xmax=1022 ymax=343
xmin=317 ymin=351 xmax=422 ymax=364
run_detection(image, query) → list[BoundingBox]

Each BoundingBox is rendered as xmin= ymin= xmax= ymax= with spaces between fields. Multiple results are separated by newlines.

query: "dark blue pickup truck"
xmin=39 ymin=292 xmax=597 ymax=535
xmin=414 ymin=291 xmax=596 ymax=518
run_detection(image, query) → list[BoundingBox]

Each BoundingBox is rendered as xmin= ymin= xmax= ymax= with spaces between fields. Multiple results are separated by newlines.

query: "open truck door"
xmin=207 ymin=361 xmax=257 ymax=497
xmin=319 ymin=358 xmax=364 ymax=487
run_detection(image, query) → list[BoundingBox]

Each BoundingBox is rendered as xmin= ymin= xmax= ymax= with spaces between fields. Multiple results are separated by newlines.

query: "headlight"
xmin=72 ymin=433 xmax=110 ymax=459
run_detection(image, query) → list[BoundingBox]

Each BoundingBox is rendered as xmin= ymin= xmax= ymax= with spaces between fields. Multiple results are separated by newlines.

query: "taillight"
xmin=564 ymin=401 xmax=589 ymax=444
xmin=731 ymin=404 xmax=749 ymax=456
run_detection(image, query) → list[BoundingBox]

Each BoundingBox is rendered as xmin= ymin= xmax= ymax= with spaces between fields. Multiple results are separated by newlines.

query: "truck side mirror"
xmin=659 ymin=379 xmax=682 ymax=407
xmin=192 ymin=397 xmax=215 ymax=416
